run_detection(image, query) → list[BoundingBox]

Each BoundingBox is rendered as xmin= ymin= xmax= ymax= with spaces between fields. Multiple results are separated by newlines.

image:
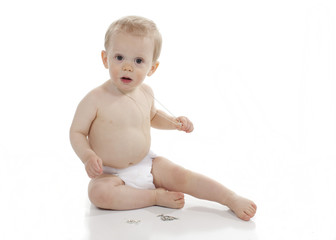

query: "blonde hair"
xmin=104 ymin=16 xmax=162 ymax=63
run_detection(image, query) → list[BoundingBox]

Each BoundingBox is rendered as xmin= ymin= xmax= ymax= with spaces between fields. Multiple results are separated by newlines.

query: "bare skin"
xmin=70 ymin=31 xmax=257 ymax=221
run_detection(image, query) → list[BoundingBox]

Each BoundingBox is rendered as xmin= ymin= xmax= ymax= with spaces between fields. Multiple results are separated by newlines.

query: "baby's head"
xmin=104 ymin=16 xmax=162 ymax=63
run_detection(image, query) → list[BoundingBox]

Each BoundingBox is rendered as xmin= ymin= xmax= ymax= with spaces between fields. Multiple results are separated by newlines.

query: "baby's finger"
xmin=92 ymin=159 xmax=100 ymax=171
xmin=87 ymin=162 xmax=99 ymax=177
xmin=95 ymin=158 xmax=103 ymax=174
xmin=181 ymin=118 xmax=191 ymax=132
xmin=91 ymin=167 xmax=101 ymax=177
xmin=179 ymin=118 xmax=187 ymax=127
xmin=186 ymin=121 xmax=194 ymax=133
xmin=89 ymin=168 xmax=100 ymax=178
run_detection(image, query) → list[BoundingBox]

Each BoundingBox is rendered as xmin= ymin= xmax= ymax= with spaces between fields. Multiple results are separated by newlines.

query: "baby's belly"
xmin=89 ymin=127 xmax=151 ymax=169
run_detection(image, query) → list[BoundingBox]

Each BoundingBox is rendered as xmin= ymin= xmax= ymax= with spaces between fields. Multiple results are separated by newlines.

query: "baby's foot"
xmin=155 ymin=188 xmax=185 ymax=209
xmin=226 ymin=194 xmax=257 ymax=221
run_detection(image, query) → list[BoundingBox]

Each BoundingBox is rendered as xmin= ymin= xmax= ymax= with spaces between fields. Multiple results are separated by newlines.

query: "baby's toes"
xmin=251 ymin=202 xmax=257 ymax=211
xmin=233 ymin=209 xmax=251 ymax=221
xmin=176 ymin=198 xmax=185 ymax=209
xmin=248 ymin=205 xmax=256 ymax=214
xmin=244 ymin=210 xmax=255 ymax=220
xmin=173 ymin=192 xmax=185 ymax=208
xmin=241 ymin=212 xmax=252 ymax=221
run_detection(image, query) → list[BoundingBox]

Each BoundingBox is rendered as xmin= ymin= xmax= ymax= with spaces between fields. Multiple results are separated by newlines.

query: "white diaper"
xmin=102 ymin=151 xmax=156 ymax=190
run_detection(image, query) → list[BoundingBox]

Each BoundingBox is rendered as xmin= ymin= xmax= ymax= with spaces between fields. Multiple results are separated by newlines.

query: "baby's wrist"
xmin=83 ymin=150 xmax=97 ymax=163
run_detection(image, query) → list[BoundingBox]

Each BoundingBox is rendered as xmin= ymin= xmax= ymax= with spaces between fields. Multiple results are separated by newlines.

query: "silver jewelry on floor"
xmin=126 ymin=219 xmax=141 ymax=224
xmin=157 ymin=214 xmax=179 ymax=221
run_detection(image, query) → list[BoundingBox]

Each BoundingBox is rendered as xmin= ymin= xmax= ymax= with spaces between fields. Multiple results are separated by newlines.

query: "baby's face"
xmin=103 ymin=32 xmax=157 ymax=92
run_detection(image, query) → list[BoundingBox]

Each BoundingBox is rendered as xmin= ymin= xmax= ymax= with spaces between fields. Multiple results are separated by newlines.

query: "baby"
xmin=69 ymin=16 xmax=257 ymax=221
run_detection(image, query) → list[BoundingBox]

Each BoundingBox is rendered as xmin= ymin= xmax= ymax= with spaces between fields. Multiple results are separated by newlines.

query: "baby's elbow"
xmin=70 ymin=127 xmax=86 ymax=139
xmin=150 ymin=116 xmax=159 ymax=129
xmin=69 ymin=124 xmax=77 ymax=139
xmin=69 ymin=126 xmax=84 ymax=142
xmin=69 ymin=127 xmax=76 ymax=144
xmin=150 ymin=111 xmax=159 ymax=123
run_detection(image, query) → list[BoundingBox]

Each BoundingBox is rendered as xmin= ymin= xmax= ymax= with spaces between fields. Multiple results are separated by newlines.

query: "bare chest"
xmin=96 ymin=94 xmax=151 ymax=128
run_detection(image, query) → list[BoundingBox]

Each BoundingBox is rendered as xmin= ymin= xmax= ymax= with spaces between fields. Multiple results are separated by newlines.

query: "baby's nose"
xmin=122 ymin=63 xmax=133 ymax=72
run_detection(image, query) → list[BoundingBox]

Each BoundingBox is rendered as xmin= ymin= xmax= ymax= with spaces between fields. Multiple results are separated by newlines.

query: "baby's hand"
xmin=85 ymin=155 xmax=103 ymax=178
xmin=176 ymin=116 xmax=194 ymax=133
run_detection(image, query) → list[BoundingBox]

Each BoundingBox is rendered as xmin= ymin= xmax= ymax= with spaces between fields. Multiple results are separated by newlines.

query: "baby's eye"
xmin=115 ymin=55 xmax=124 ymax=61
xmin=134 ymin=58 xmax=144 ymax=64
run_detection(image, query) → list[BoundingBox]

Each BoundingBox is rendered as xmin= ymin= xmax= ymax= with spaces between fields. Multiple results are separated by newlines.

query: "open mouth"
xmin=121 ymin=77 xmax=133 ymax=84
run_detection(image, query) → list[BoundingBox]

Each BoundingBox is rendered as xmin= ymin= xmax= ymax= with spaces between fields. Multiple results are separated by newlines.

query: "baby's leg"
xmin=151 ymin=157 xmax=257 ymax=221
xmin=88 ymin=174 xmax=184 ymax=210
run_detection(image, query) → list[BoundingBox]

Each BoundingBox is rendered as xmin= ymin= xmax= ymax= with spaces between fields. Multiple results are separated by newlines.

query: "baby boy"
xmin=70 ymin=16 xmax=257 ymax=221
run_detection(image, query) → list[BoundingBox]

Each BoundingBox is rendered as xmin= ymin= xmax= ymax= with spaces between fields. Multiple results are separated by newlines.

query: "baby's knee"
xmin=88 ymin=182 xmax=114 ymax=209
xmin=88 ymin=183 xmax=105 ymax=207
xmin=88 ymin=175 xmax=124 ymax=208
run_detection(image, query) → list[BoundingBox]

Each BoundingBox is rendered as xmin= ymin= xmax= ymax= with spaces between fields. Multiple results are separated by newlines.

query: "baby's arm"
xmin=69 ymin=92 xmax=103 ymax=178
xmin=151 ymin=108 xmax=180 ymax=129
xmin=142 ymin=84 xmax=194 ymax=133
xmin=151 ymin=109 xmax=194 ymax=133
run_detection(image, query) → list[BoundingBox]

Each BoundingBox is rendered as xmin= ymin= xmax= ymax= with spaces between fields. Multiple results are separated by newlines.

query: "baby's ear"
xmin=147 ymin=61 xmax=160 ymax=76
xmin=101 ymin=50 xmax=108 ymax=69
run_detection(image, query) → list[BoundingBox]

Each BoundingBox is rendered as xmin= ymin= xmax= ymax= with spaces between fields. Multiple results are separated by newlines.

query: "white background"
xmin=0 ymin=0 xmax=335 ymax=239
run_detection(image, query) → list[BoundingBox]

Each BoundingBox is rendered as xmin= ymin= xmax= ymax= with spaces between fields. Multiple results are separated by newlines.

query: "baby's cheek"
xmin=137 ymin=71 xmax=147 ymax=82
xmin=110 ymin=67 xmax=119 ymax=79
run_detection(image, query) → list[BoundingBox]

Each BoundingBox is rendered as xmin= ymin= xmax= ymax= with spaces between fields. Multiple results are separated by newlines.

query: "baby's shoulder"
xmin=85 ymin=87 xmax=102 ymax=100
xmin=79 ymin=85 xmax=106 ymax=107
xmin=89 ymin=85 xmax=106 ymax=97
xmin=140 ymin=84 xmax=154 ymax=98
